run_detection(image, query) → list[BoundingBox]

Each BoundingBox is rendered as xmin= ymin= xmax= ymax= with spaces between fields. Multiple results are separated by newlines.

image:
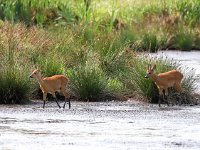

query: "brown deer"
xmin=145 ymin=64 xmax=183 ymax=107
xmin=30 ymin=69 xmax=70 ymax=109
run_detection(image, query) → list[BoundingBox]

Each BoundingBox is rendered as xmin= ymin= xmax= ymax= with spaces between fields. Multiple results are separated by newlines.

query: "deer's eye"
xmin=34 ymin=73 xmax=36 ymax=74
xmin=148 ymin=72 xmax=151 ymax=74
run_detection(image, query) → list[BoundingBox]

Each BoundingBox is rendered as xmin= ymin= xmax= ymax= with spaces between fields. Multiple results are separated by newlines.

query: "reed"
xmin=0 ymin=25 xmax=30 ymax=104
xmin=0 ymin=0 xmax=198 ymax=105
xmin=67 ymin=65 xmax=107 ymax=101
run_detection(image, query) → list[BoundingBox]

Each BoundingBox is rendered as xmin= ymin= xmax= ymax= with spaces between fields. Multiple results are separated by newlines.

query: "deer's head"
xmin=30 ymin=69 xmax=42 ymax=79
xmin=145 ymin=64 xmax=156 ymax=78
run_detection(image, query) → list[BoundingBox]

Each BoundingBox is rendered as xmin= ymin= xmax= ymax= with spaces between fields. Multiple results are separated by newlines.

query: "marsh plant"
xmin=0 ymin=1 xmax=198 ymax=105
xmin=121 ymin=56 xmax=158 ymax=102
xmin=67 ymin=64 xmax=107 ymax=101
xmin=178 ymin=0 xmax=200 ymax=27
xmin=0 ymin=30 xmax=30 ymax=104
xmin=0 ymin=66 xmax=30 ymax=104
xmin=141 ymin=33 xmax=159 ymax=52
xmin=36 ymin=54 xmax=65 ymax=77
xmin=172 ymin=30 xmax=194 ymax=51
xmin=95 ymin=35 xmax=130 ymax=77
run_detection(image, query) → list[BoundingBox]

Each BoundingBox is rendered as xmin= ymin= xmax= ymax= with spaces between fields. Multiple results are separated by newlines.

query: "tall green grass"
xmin=178 ymin=0 xmax=200 ymax=27
xmin=0 ymin=26 xmax=30 ymax=104
xmin=172 ymin=30 xmax=193 ymax=51
xmin=0 ymin=15 xmax=198 ymax=105
xmin=1 ymin=0 xmax=200 ymax=52
xmin=67 ymin=65 xmax=107 ymax=101
xmin=141 ymin=33 xmax=159 ymax=52
xmin=36 ymin=53 xmax=65 ymax=77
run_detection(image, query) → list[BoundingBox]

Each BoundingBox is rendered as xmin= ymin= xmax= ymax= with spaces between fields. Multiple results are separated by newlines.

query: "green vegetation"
xmin=68 ymin=65 xmax=107 ymax=101
xmin=0 ymin=25 xmax=30 ymax=104
xmin=0 ymin=0 xmax=198 ymax=105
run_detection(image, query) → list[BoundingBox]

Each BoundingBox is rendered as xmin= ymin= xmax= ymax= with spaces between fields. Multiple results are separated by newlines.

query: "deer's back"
xmin=43 ymin=75 xmax=68 ymax=91
xmin=157 ymin=70 xmax=183 ymax=88
xmin=159 ymin=70 xmax=183 ymax=80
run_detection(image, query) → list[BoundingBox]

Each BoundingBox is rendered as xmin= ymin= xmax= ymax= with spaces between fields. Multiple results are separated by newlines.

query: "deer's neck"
xmin=149 ymin=74 xmax=158 ymax=83
xmin=36 ymin=77 xmax=47 ymax=89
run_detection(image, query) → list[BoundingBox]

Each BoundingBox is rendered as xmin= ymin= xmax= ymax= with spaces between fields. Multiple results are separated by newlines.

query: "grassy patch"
xmin=67 ymin=65 xmax=107 ymax=101
xmin=0 ymin=0 xmax=198 ymax=105
xmin=0 ymin=26 xmax=30 ymax=104
xmin=173 ymin=31 xmax=193 ymax=51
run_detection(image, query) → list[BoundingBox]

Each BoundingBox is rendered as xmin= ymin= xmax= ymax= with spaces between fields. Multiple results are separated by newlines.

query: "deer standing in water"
xmin=145 ymin=64 xmax=183 ymax=107
xmin=30 ymin=69 xmax=71 ymax=109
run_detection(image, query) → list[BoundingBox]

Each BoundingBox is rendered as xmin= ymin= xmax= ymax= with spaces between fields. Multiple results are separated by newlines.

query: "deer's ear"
xmin=35 ymin=66 xmax=40 ymax=71
xmin=33 ymin=65 xmax=38 ymax=70
xmin=152 ymin=64 xmax=156 ymax=70
xmin=148 ymin=64 xmax=151 ymax=70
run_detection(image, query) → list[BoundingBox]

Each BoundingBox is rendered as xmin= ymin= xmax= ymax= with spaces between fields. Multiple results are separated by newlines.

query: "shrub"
xmin=122 ymin=56 xmax=158 ymax=102
xmin=67 ymin=65 xmax=107 ymax=101
xmin=83 ymin=26 xmax=94 ymax=43
xmin=141 ymin=33 xmax=159 ymax=52
xmin=173 ymin=31 xmax=193 ymax=51
xmin=95 ymin=36 xmax=130 ymax=77
xmin=120 ymin=29 xmax=137 ymax=46
xmin=0 ymin=31 xmax=30 ymax=104
xmin=106 ymin=78 xmax=124 ymax=97
xmin=36 ymin=53 xmax=65 ymax=77
xmin=0 ymin=67 xmax=30 ymax=104
xmin=194 ymin=36 xmax=200 ymax=50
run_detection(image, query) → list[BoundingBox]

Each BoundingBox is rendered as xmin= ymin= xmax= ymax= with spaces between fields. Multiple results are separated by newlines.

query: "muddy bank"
xmin=0 ymin=100 xmax=200 ymax=150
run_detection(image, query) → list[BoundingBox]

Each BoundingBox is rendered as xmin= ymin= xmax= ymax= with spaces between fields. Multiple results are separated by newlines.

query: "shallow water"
xmin=0 ymin=101 xmax=200 ymax=150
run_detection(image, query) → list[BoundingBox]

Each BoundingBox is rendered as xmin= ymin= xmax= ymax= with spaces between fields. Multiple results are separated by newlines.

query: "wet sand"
xmin=0 ymin=100 xmax=200 ymax=150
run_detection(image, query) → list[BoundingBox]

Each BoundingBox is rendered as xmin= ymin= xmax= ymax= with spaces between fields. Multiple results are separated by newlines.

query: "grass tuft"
xmin=173 ymin=31 xmax=193 ymax=51
xmin=67 ymin=64 xmax=107 ymax=101
xmin=0 ymin=27 xmax=30 ymax=104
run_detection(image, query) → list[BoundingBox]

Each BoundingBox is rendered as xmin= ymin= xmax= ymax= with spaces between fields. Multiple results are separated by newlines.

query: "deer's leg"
xmin=43 ymin=92 xmax=47 ymax=109
xmin=164 ymin=88 xmax=169 ymax=106
xmin=61 ymin=88 xmax=71 ymax=109
xmin=63 ymin=97 xmax=71 ymax=109
xmin=158 ymin=89 xmax=163 ymax=107
xmin=175 ymin=83 xmax=182 ymax=105
xmin=52 ymin=93 xmax=61 ymax=108
xmin=63 ymin=98 xmax=71 ymax=109
xmin=158 ymin=95 xmax=162 ymax=107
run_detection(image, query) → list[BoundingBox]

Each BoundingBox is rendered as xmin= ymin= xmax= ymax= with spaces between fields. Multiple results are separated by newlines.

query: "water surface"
xmin=0 ymin=101 xmax=200 ymax=150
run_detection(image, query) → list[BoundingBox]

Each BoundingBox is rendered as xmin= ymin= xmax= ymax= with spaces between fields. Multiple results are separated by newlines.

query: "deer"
xmin=30 ymin=69 xmax=71 ymax=109
xmin=145 ymin=64 xmax=183 ymax=107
